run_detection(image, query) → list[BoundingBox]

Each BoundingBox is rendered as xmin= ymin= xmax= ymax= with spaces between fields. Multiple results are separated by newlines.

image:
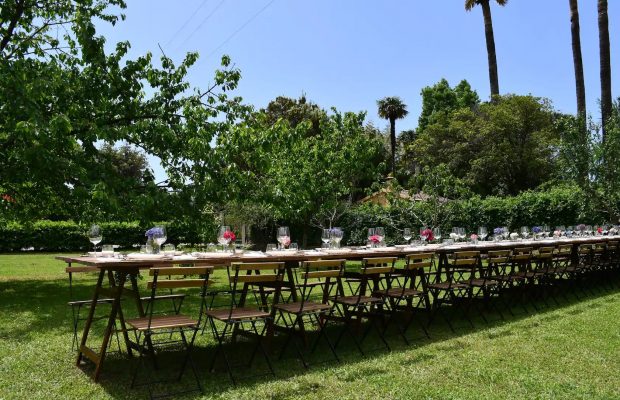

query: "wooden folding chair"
xmin=274 ymin=259 xmax=344 ymax=368
xmin=332 ymin=257 xmax=395 ymax=355
xmin=486 ymin=249 xmax=524 ymax=315
xmin=205 ymin=262 xmax=284 ymax=385
xmin=427 ymin=251 xmax=480 ymax=332
xmin=466 ymin=252 xmax=506 ymax=322
xmin=373 ymin=253 xmax=433 ymax=344
xmin=127 ymin=266 xmax=213 ymax=399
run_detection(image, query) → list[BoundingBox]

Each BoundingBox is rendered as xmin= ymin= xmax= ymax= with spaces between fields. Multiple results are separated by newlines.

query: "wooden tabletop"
xmin=55 ymin=235 xmax=618 ymax=269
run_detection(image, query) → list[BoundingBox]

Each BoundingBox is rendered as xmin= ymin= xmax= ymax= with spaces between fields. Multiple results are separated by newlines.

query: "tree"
xmin=218 ymin=108 xmax=386 ymax=246
xmin=0 ymin=0 xmax=246 ymax=222
xmin=569 ymin=0 xmax=587 ymax=120
xmin=465 ymin=0 xmax=507 ymax=98
xmin=418 ymin=79 xmax=480 ymax=132
xmin=414 ymin=95 xmax=561 ymax=196
xmin=598 ymin=0 xmax=612 ymax=140
xmin=377 ymin=97 xmax=409 ymax=177
xmin=262 ymin=95 xmax=324 ymax=136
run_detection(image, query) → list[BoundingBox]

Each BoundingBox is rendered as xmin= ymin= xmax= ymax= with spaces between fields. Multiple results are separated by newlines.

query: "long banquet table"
xmin=57 ymin=234 xmax=619 ymax=380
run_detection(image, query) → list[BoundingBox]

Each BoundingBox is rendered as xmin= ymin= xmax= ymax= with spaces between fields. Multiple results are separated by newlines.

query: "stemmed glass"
xmin=420 ymin=227 xmax=429 ymax=243
xmin=585 ymin=225 xmax=593 ymax=236
xmin=451 ymin=227 xmax=460 ymax=242
xmin=542 ymin=225 xmax=550 ymax=238
xmin=88 ymin=225 xmax=102 ymax=254
xmin=277 ymin=226 xmax=290 ymax=249
xmin=321 ymin=229 xmax=331 ymax=247
xmin=330 ymin=227 xmax=343 ymax=249
xmin=478 ymin=226 xmax=488 ymax=241
xmin=375 ymin=227 xmax=385 ymax=246
xmin=520 ymin=226 xmax=530 ymax=240
xmin=566 ymin=226 xmax=574 ymax=237
xmin=368 ymin=228 xmax=376 ymax=248
xmin=433 ymin=227 xmax=442 ymax=243
xmin=458 ymin=227 xmax=466 ymax=242
xmin=403 ymin=228 xmax=412 ymax=245
xmin=152 ymin=226 xmax=167 ymax=254
xmin=218 ymin=225 xmax=232 ymax=251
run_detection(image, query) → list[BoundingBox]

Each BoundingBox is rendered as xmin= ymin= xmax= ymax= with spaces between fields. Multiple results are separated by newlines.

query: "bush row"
xmin=0 ymin=220 xmax=217 ymax=252
xmin=342 ymin=185 xmax=604 ymax=246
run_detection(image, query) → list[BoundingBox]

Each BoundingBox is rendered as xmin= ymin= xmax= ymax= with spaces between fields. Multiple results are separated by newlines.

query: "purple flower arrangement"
xmin=145 ymin=227 xmax=164 ymax=239
xmin=532 ymin=226 xmax=542 ymax=234
xmin=493 ymin=227 xmax=504 ymax=235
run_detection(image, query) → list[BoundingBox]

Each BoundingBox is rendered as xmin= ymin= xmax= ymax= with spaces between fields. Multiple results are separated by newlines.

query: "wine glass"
xmin=153 ymin=226 xmax=167 ymax=247
xmin=368 ymin=227 xmax=376 ymax=247
xmin=433 ymin=227 xmax=442 ymax=243
xmin=542 ymin=225 xmax=550 ymax=238
xmin=218 ymin=225 xmax=231 ymax=250
xmin=585 ymin=225 xmax=592 ymax=236
xmin=321 ymin=229 xmax=331 ymax=246
xmin=277 ymin=226 xmax=290 ymax=249
xmin=403 ymin=228 xmax=412 ymax=244
xmin=458 ymin=227 xmax=466 ymax=242
xmin=420 ymin=227 xmax=429 ymax=243
xmin=520 ymin=226 xmax=529 ymax=239
xmin=478 ymin=226 xmax=488 ymax=241
xmin=501 ymin=226 xmax=509 ymax=241
xmin=88 ymin=225 xmax=102 ymax=254
xmin=375 ymin=227 xmax=385 ymax=245
xmin=331 ymin=227 xmax=343 ymax=248
xmin=451 ymin=227 xmax=460 ymax=242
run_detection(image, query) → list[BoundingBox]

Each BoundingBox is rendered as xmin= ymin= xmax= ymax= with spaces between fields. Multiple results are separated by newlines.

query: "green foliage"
xmin=413 ymin=94 xmax=560 ymax=196
xmin=341 ymin=184 xmax=598 ymax=246
xmin=0 ymin=0 xmax=246 ymax=224
xmin=217 ymin=103 xmax=386 ymax=244
xmin=417 ymin=79 xmax=480 ymax=133
xmin=0 ymin=219 xmax=216 ymax=252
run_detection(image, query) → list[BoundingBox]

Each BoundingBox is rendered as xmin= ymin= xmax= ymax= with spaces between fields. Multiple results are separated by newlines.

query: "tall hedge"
xmin=0 ymin=220 xmax=216 ymax=252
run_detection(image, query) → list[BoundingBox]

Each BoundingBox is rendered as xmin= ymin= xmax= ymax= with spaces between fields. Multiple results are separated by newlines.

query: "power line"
xmin=165 ymin=0 xmax=210 ymax=47
xmin=176 ymin=0 xmax=227 ymax=51
xmin=206 ymin=0 xmax=276 ymax=59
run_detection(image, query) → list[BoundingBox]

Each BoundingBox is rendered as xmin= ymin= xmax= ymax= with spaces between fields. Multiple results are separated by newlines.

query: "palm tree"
xmin=465 ymin=0 xmax=508 ymax=98
xmin=569 ymin=0 xmax=586 ymax=120
xmin=598 ymin=0 xmax=612 ymax=141
xmin=377 ymin=97 xmax=409 ymax=176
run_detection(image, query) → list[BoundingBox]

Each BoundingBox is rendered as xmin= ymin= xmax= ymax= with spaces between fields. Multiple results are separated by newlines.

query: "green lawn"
xmin=1 ymin=253 xmax=619 ymax=399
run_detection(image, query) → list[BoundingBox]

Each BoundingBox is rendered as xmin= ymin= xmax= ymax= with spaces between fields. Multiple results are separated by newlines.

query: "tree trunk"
xmin=570 ymin=0 xmax=586 ymax=119
xmin=389 ymin=118 xmax=396 ymax=177
xmin=598 ymin=0 xmax=612 ymax=141
xmin=481 ymin=0 xmax=500 ymax=98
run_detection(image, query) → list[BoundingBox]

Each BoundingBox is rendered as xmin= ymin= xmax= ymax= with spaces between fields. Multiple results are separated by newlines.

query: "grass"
xmin=1 ymin=253 xmax=619 ymax=399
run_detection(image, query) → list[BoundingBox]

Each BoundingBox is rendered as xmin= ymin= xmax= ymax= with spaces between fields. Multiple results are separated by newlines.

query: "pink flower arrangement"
xmin=597 ymin=227 xmax=603 ymax=234
xmin=421 ymin=228 xmax=434 ymax=242
xmin=282 ymin=237 xmax=291 ymax=247
xmin=223 ymin=231 xmax=236 ymax=242
xmin=370 ymin=234 xmax=381 ymax=244
xmin=470 ymin=234 xmax=478 ymax=241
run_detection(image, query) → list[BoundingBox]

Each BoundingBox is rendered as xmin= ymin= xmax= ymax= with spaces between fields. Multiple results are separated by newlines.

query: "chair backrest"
xmin=299 ymin=259 xmax=345 ymax=305
xmin=404 ymin=253 xmax=435 ymax=271
xmin=488 ymin=250 xmax=511 ymax=264
xmin=361 ymin=257 xmax=397 ymax=275
xmin=403 ymin=252 xmax=435 ymax=290
xmin=145 ymin=266 xmax=213 ymax=329
xmin=227 ymin=262 xmax=285 ymax=317
xmin=556 ymin=244 xmax=573 ymax=256
xmin=536 ymin=246 xmax=555 ymax=259
xmin=66 ymin=265 xmax=105 ymax=301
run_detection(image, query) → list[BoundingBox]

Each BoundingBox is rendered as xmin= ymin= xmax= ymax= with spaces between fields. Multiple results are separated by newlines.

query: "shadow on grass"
xmin=2 ymin=275 xmax=619 ymax=399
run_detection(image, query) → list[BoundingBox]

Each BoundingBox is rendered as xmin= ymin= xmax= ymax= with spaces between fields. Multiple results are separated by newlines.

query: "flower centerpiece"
xmin=369 ymin=234 xmax=381 ymax=247
xmin=510 ymin=232 xmax=519 ymax=240
xmin=224 ymin=230 xmax=236 ymax=250
xmin=449 ymin=232 xmax=459 ymax=241
xmin=145 ymin=227 xmax=165 ymax=254
xmin=597 ymin=227 xmax=603 ymax=235
xmin=421 ymin=228 xmax=434 ymax=244
xmin=553 ymin=229 xmax=562 ymax=238
xmin=493 ymin=227 xmax=503 ymax=241
xmin=610 ymin=227 xmax=618 ymax=235
xmin=532 ymin=226 xmax=542 ymax=240
xmin=470 ymin=233 xmax=478 ymax=244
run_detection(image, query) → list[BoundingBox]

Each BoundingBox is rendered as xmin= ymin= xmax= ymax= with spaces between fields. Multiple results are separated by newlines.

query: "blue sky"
xmin=97 ymin=0 xmax=618 ymax=181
